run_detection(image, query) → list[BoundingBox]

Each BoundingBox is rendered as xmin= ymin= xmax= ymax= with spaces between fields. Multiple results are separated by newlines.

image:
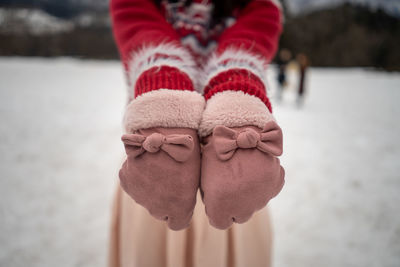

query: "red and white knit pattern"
xmin=198 ymin=0 xmax=282 ymax=135
xmin=202 ymin=48 xmax=272 ymax=111
xmin=111 ymin=0 xmax=282 ymax=132
xmin=160 ymin=0 xmax=233 ymax=65
xmin=127 ymin=43 xmax=198 ymax=99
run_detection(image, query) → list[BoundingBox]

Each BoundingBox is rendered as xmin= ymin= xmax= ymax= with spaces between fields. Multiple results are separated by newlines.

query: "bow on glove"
xmin=213 ymin=121 xmax=283 ymax=161
xmin=121 ymin=132 xmax=194 ymax=162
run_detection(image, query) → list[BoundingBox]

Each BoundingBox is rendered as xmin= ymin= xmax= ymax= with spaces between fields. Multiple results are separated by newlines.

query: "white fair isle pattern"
xmin=202 ymin=48 xmax=269 ymax=93
xmin=180 ymin=35 xmax=217 ymax=58
xmin=166 ymin=2 xmax=212 ymax=28
xmin=127 ymin=43 xmax=198 ymax=98
xmin=181 ymin=35 xmax=217 ymax=68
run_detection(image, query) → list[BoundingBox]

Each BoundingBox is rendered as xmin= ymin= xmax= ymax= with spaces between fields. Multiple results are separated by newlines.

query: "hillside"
xmin=0 ymin=3 xmax=399 ymax=70
xmin=0 ymin=8 xmax=117 ymax=59
xmin=279 ymin=3 xmax=400 ymax=70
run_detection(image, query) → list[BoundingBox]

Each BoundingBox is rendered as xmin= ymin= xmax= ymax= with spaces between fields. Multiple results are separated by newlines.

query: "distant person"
xmin=296 ymin=53 xmax=309 ymax=107
xmin=276 ymin=48 xmax=292 ymax=101
xmin=109 ymin=1 xmax=285 ymax=267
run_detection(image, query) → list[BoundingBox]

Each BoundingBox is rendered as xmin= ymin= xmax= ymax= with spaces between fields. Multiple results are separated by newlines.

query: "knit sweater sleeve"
xmin=203 ymin=0 xmax=283 ymax=113
xmin=110 ymin=0 xmax=197 ymax=99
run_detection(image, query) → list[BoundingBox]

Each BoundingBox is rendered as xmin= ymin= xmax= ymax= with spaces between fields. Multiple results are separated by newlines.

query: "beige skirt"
xmin=108 ymin=185 xmax=273 ymax=267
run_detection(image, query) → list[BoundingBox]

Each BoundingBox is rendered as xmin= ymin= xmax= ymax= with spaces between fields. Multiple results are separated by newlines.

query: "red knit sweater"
xmin=111 ymin=0 xmax=282 ymax=112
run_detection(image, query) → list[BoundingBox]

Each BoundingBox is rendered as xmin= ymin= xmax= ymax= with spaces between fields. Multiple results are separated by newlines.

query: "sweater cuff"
xmin=127 ymin=43 xmax=197 ymax=99
xmin=204 ymin=48 xmax=269 ymax=89
xmin=202 ymin=48 xmax=272 ymax=112
xmin=203 ymin=68 xmax=272 ymax=113
xmin=135 ymin=66 xmax=194 ymax=97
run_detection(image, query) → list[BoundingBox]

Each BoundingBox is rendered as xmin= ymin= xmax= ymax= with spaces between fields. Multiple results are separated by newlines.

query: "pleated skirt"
xmin=108 ymin=185 xmax=273 ymax=267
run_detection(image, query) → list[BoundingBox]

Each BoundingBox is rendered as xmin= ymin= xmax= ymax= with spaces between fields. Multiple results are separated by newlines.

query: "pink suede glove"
xmin=200 ymin=121 xmax=285 ymax=229
xmin=119 ymin=127 xmax=201 ymax=230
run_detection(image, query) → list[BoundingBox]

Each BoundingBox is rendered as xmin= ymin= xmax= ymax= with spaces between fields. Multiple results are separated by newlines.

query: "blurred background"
xmin=1 ymin=0 xmax=400 ymax=70
xmin=0 ymin=0 xmax=399 ymax=267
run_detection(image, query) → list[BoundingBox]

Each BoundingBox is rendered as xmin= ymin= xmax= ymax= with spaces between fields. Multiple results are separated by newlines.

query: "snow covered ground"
xmin=0 ymin=58 xmax=399 ymax=267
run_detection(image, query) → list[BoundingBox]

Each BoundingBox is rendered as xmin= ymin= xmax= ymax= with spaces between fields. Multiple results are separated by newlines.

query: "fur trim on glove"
xmin=124 ymin=89 xmax=205 ymax=133
xmin=199 ymin=90 xmax=275 ymax=137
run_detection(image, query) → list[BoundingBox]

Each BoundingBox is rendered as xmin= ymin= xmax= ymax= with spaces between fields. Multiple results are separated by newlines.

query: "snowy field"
xmin=0 ymin=58 xmax=399 ymax=267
